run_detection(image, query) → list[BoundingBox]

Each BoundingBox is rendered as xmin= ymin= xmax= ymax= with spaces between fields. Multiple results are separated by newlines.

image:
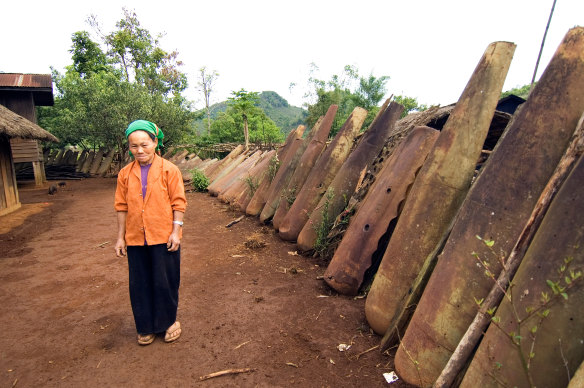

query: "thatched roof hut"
xmin=0 ymin=104 xmax=58 ymax=216
xmin=0 ymin=73 xmax=55 ymax=186
xmin=0 ymin=104 xmax=58 ymax=142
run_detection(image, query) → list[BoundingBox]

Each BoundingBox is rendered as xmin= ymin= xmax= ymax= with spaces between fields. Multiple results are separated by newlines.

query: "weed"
xmin=314 ymin=189 xmax=335 ymax=257
xmin=473 ymin=236 xmax=582 ymax=387
xmin=283 ymin=187 xmax=297 ymax=207
xmin=245 ymin=234 xmax=266 ymax=249
xmin=244 ymin=176 xmax=259 ymax=197
xmin=268 ymin=156 xmax=280 ymax=182
xmin=190 ymin=169 xmax=210 ymax=192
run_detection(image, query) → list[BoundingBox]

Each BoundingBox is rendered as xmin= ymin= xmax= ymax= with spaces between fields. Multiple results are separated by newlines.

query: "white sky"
xmin=2 ymin=0 xmax=582 ymax=109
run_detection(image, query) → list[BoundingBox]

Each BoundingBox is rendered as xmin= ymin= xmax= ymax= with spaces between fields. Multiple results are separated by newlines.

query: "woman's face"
xmin=128 ymin=130 xmax=157 ymax=165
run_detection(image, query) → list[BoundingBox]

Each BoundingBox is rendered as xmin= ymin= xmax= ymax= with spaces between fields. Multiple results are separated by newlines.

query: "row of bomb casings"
xmin=28 ymin=147 xmax=119 ymax=179
xmin=186 ymin=28 xmax=584 ymax=388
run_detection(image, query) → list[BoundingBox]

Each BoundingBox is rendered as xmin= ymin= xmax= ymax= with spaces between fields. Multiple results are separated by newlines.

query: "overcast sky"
xmin=2 ymin=0 xmax=582 ymax=109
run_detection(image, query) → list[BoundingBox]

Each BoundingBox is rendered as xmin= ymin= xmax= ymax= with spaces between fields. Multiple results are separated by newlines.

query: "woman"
xmin=114 ymin=120 xmax=187 ymax=345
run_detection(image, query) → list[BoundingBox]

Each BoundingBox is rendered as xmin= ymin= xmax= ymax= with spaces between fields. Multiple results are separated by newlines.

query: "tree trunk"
xmin=206 ymin=107 xmax=211 ymax=135
xmin=243 ymin=115 xmax=249 ymax=150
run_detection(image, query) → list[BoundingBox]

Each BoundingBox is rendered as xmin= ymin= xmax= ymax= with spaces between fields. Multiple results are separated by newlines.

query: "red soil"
xmin=0 ymin=178 xmax=412 ymax=387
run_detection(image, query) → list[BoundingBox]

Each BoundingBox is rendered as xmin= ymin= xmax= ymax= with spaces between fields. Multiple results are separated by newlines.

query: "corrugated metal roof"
xmin=0 ymin=73 xmax=52 ymax=88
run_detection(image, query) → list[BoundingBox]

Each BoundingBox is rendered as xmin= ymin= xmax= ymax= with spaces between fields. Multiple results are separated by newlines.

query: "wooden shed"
xmin=0 ymin=74 xmax=54 ymax=186
xmin=0 ymin=104 xmax=58 ymax=216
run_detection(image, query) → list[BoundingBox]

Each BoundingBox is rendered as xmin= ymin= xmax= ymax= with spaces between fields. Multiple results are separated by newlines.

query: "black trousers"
xmin=127 ymin=244 xmax=180 ymax=334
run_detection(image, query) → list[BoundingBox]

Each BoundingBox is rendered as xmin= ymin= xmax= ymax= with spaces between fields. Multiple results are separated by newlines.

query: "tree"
xmin=38 ymin=11 xmax=195 ymax=154
xmin=392 ymin=95 xmax=428 ymax=118
xmin=227 ymin=89 xmax=260 ymax=149
xmin=303 ymin=65 xmax=390 ymax=136
xmin=501 ymin=84 xmax=532 ymax=100
xmin=198 ymin=67 xmax=219 ymax=135
xmin=101 ymin=8 xmax=188 ymax=95
xmin=203 ymin=98 xmax=284 ymax=147
xmin=69 ymin=31 xmax=109 ymax=78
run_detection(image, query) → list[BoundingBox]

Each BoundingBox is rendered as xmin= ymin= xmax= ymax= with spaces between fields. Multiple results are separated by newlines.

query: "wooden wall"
xmin=1 ymin=92 xmax=43 ymax=163
xmin=10 ymin=138 xmax=42 ymax=163
xmin=0 ymin=136 xmax=21 ymax=216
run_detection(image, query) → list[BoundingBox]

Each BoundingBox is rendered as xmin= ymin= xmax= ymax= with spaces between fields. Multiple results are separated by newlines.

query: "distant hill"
xmin=194 ymin=91 xmax=307 ymax=135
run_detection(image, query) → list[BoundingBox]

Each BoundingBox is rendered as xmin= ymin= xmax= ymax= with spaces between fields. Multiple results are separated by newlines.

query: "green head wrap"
xmin=125 ymin=120 xmax=164 ymax=153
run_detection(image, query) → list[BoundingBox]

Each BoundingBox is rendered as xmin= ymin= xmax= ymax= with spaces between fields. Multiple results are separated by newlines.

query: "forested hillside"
xmin=194 ymin=91 xmax=307 ymax=135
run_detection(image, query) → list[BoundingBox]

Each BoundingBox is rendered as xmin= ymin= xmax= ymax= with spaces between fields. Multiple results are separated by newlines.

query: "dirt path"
xmin=0 ymin=178 xmax=411 ymax=387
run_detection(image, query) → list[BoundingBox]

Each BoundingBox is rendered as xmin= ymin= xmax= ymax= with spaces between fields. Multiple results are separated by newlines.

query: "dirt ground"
xmin=0 ymin=178 xmax=413 ymax=387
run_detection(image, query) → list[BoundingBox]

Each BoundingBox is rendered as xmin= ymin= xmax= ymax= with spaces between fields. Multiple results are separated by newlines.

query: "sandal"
xmin=137 ymin=333 xmax=155 ymax=345
xmin=164 ymin=321 xmax=181 ymax=343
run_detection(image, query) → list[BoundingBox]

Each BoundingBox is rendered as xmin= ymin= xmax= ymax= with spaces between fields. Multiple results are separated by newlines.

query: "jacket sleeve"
xmin=114 ymin=168 xmax=129 ymax=212
xmin=167 ymin=165 xmax=187 ymax=213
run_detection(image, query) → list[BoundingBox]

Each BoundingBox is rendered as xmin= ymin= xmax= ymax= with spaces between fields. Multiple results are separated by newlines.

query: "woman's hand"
xmin=167 ymin=232 xmax=181 ymax=252
xmin=115 ymin=238 xmax=127 ymax=257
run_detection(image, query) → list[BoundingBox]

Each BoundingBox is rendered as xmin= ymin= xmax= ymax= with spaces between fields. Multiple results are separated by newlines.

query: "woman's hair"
xmin=132 ymin=129 xmax=156 ymax=142
xmin=145 ymin=131 xmax=156 ymax=142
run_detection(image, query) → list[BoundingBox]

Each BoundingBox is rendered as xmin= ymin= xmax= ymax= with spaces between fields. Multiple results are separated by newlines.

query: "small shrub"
xmin=190 ymin=169 xmax=210 ymax=192
xmin=283 ymin=186 xmax=297 ymax=206
xmin=268 ymin=156 xmax=280 ymax=182
xmin=314 ymin=189 xmax=335 ymax=257
xmin=244 ymin=176 xmax=260 ymax=197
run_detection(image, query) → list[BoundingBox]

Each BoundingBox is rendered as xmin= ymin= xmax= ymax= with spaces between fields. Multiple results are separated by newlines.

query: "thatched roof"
xmin=0 ymin=104 xmax=58 ymax=142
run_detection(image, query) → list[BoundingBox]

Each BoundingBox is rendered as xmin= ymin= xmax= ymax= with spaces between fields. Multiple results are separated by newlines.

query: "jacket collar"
xmin=131 ymin=154 xmax=163 ymax=205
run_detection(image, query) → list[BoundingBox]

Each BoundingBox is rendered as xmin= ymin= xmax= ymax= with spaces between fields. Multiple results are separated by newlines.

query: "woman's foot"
xmin=164 ymin=321 xmax=181 ymax=343
xmin=137 ymin=333 xmax=155 ymax=345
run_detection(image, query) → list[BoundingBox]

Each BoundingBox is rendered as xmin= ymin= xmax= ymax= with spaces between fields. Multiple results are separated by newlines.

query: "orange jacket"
xmin=114 ymin=154 xmax=187 ymax=246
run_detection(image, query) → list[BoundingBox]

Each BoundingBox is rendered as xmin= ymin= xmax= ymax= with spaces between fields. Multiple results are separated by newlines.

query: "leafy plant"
xmin=299 ymin=64 xmax=392 ymax=137
xmin=244 ymin=176 xmax=259 ymax=197
xmin=313 ymin=189 xmax=335 ymax=257
xmin=473 ymin=236 xmax=582 ymax=387
xmin=268 ymin=156 xmax=280 ymax=182
xmin=38 ymin=9 xmax=195 ymax=152
xmin=190 ymin=169 xmax=210 ymax=192
xmin=283 ymin=187 xmax=297 ymax=207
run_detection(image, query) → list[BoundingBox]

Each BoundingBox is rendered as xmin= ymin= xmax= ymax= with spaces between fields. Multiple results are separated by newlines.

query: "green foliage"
xmin=196 ymin=90 xmax=284 ymax=146
xmin=69 ymin=31 xmax=109 ymax=77
xmin=228 ymin=89 xmax=260 ymax=118
xmin=303 ymin=64 xmax=390 ymax=137
xmin=258 ymin=91 xmax=307 ymax=134
xmin=268 ymin=155 xmax=280 ymax=182
xmin=473 ymin=236 xmax=582 ymax=387
xmin=393 ymin=95 xmax=428 ymax=118
xmin=192 ymin=91 xmax=306 ymax=136
xmin=501 ymin=84 xmax=532 ymax=100
xmin=190 ymin=169 xmax=210 ymax=192
xmin=313 ymin=189 xmax=335 ymax=257
xmin=37 ymin=10 xmax=195 ymax=152
xmin=228 ymin=89 xmax=260 ymax=147
xmin=103 ymin=8 xmax=187 ymax=95
xmin=244 ymin=176 xmax=260 ymax=197
xmin=283 ymin=187 xmax=297 ymax=207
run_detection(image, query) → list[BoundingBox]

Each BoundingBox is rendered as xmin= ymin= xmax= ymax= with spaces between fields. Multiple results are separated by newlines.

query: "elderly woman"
xmin=114 ymin=120 xmax=187 ymax=345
